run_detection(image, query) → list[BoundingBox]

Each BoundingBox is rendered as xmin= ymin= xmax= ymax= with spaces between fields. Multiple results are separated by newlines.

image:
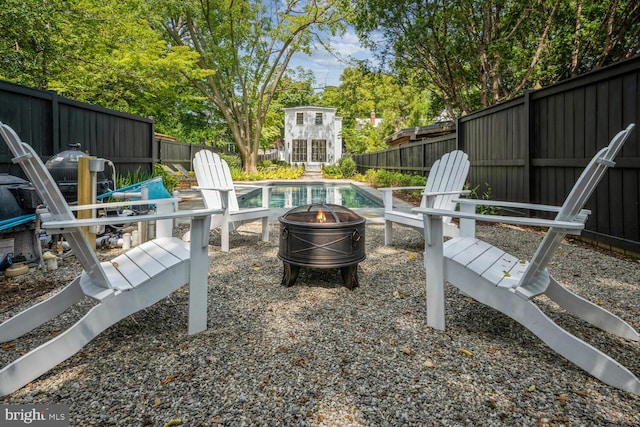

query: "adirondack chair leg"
xmin=0 ymin=297 xmax=128 ymax=396
xmin=0 ymin=277 xmax=84 ymax=343
xmin=384 ymin=221 xmax=393 ymax=245
xmin=221 ymin=220 xmax=230 ymax=252
xmin=475 ymin=288 xmax=640 ymax=395
xmin=261 ymin=217 xmax=269 ymax=242
xmin=187 ymin=216 xmax=211 ymax=335
xmin=545 ymin=277 xmax=640 ymax=341
xmin=0 ymin=267 xmax=207 ymax=396
xmin=424 ymin=215 xmax=446 ymax=330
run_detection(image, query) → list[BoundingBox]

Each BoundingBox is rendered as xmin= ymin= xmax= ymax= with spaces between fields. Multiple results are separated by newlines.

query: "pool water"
xmin=237 ymin=183 xmax=383 ymax=209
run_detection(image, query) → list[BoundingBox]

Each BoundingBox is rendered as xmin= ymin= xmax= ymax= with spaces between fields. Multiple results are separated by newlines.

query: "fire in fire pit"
xmin=278 ymin=204 xmax=366 ymax=289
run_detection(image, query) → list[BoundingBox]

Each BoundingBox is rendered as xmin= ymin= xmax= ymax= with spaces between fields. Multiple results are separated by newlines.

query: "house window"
xmin=296 ymin=113 xmax=304 ymax=125
xmin=292 ymin=139 xmax=307 ymax=162
xmin=311 ymin=139 xmax=326 ymax=162
xmin=315 ymin=113 xmax=323 ymax=125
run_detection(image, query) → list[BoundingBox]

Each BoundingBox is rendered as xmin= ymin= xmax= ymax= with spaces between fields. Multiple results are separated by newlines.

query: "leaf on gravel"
xmin=423 ymin=360 xmax=435 ymax=368
xmin=399 ymin=346 xmax=413 ymax=355
xmin=161 ymin=376 xmax=175 ymax=385
xmin=387 ymin=338 xmax=396 ymax=346
xmin=557 ymin=394 xmax=570 ymax=403
xmin=595 ymin=300 xmax=603 ymax=305
xmin=528 ymin=384 xmax=536 ymax=392
xmin=211 ymin=418 xmax=224 ymax=424
xmin=408 ymin=254 xmax=415 ymax=259
xmin=154 ymin=398 xmax=161 ymax=407
xmin=458 ymin=348 xmax=474 ymax=357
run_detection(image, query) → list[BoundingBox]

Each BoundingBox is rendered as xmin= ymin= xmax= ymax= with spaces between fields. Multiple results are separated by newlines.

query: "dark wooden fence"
xmin=353 ymin=56 xmax=640 ymax=255
xmin=0 ymin=80 xmax=156 ymax=178
xmin=0 ymin=80 xmax=277 ymax=180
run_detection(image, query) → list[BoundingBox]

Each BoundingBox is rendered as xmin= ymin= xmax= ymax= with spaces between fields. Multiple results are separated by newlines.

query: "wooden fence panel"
xmin=352 ymin=56 xmax=640 ymax=254
xmin=459 ymin=98 xmax=528 ymax=202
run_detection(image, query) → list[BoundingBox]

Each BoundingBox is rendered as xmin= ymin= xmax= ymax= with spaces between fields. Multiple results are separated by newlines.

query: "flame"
xmin=316 ymin=209 xmax=327 ymax=223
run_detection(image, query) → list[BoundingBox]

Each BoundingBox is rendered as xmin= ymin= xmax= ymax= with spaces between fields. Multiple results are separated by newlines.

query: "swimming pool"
xmin=237 ymin=182 xmax=383 ymax=209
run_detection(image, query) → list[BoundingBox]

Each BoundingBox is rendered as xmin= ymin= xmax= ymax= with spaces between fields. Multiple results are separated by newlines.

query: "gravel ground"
xmin=1 ymin=222 xmax=639 ymax=426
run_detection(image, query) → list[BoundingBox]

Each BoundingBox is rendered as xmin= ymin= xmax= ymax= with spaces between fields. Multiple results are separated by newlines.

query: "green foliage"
xmin=322 ymin=165 xmax=343 ymax=179
xmin=337 ymin=156 xmax=357 ymax=178
xmin=466 ymin=183 xmax=500 ymax=215
xmin=220 ymin=154 xmax=243 ymax=171
xmin=159 ymin=0 xmax=347 ymax=173
xmin=359 ymin=169 xmax=425 ymax=188
xmin=114 ymin=168 xmax=155 ymax=191
xmin=350 ymin=0 xmax=640 ymax=115
xmin=153 ymin=163 xmax=178 ymax=194
xmin=231 ymin=165 xmax=305 ymax=181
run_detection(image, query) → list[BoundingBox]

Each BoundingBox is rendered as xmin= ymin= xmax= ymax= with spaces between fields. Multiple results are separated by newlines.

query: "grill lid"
xmin=279 ymin=203 xmax=363 ymax=224
xmin=45 ymin=143 xmax=88 ymax=182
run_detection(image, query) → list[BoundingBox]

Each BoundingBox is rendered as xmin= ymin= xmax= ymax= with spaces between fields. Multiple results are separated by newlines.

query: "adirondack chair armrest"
xmin=380 ymin=186 xmax=426 ymax=193
xmin=192 ymin=186 xmax=233 ymax=193
xmin=380 ymin=186 xmax=426 ymax=210
xmin=233 ymin=183 xmax=266 ymax=189
xmin=39 ymin=207 xmax=223 ymax=231
xmin=232 ymin=184 xmax=272 ymax=208
xmin=423 ymin=189 xmax=472 ymax=197
xmin=413 ymin=206 xmax=586 ymax=232
xmin=63 ymin=198 xmax=183 ymax=212
xmin=454 ymin=198 xmax=591 ymax=217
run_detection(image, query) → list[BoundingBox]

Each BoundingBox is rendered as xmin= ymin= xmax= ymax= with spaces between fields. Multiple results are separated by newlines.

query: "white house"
xmin=282 ymin=106 xmax=342 ymax=170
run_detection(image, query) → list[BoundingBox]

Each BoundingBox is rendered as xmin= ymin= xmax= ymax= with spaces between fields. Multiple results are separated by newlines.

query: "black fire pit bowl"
xmin=278 ymin=203 xmax=366 ymax=289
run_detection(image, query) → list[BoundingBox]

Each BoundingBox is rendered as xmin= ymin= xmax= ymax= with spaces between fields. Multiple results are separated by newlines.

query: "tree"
xmin=0 ymin=0 xmax=205 ymax=140
xmin=158 ymin=0 xmax=346 ymax=174
xmin=350 ymin=0 xmax=640 ymax=115
xmin=261 ymin=69 xmax=320 ymax=152
xmin=320 ymin=66 xmax=432 ymax=153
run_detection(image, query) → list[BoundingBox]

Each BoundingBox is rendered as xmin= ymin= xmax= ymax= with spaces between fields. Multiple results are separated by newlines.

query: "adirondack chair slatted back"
xmin=423 ymin=150 xmax=469 ymax=225
xmin=193 ymin=150 xmax=240 ymax=212
xmin=517 ymin=124 xmax=635 ymax=298
xmin=423 ymin=150 xmax=469 ymax=209
xmin=0 ymin=123 xmax=111 ymax=289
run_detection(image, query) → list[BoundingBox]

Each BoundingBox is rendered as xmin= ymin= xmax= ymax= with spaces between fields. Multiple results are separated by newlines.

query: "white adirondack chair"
xmin=381 ymin=150 xmax=470 ymax=245
xmin=0 ymin=123 xmax=223 ymax=396
xmin=189 ymin=150 xmax=270 ymax=252
xmin=415 ymin=123 xmax=640 ymax=395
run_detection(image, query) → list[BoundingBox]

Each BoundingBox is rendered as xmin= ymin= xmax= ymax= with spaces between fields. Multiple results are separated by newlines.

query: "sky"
xmin=288 ymin=29 xmax=374 ymax=89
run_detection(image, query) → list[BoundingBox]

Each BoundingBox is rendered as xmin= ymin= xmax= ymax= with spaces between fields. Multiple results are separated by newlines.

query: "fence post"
xmin=523 ymin=89 xmax=532 ymax=204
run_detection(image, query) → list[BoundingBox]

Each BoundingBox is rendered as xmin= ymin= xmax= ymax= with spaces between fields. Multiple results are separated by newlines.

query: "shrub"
xmin=153 ymin=164 xmax=178 ymax=193
xmin=337 ymin=156 xmax=357 ymax=178
xmin=322 ymin=165 xmax=343 ymax=178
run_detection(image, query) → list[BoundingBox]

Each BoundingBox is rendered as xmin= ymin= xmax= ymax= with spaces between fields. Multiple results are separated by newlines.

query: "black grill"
xmin=45 ymin=144 xmax=112 ymax=202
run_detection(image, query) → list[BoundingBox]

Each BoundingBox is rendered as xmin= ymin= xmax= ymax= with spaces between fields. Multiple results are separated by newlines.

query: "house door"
xmin=311 ymin=139 xmax=326 ymax=163
xmin=291 ymin=139 xmax=307 ymax=163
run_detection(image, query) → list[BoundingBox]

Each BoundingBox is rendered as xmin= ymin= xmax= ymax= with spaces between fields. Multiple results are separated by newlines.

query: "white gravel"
xmin=1 ymin=222 xmax=639 ymax=426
